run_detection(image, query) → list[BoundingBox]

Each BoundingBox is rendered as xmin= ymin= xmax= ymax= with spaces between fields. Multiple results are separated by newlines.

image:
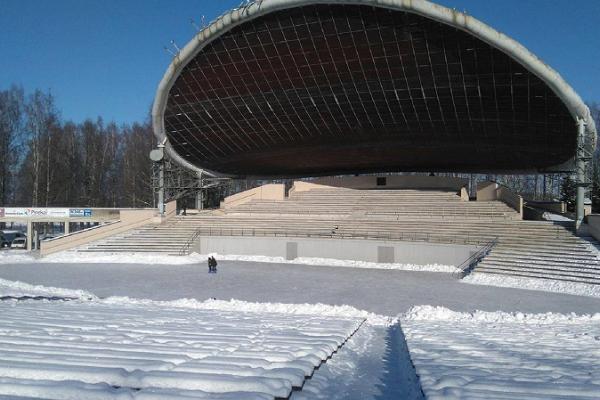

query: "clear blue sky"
xmin=1 ymin=0 xmax=598 ymax=125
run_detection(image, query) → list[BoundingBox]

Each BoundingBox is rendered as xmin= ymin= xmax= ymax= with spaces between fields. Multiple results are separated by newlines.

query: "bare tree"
xmin=24 ymin=90 xmax=58 ymax=206
xmin=0 ymin=86 xmax=25 ymax=206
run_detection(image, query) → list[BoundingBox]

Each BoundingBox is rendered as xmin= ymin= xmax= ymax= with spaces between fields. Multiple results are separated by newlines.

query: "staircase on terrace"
xmin=73 ymin=186 xmax=600 ymax=285
xmin=76 ymin=211 xmax=217 ymax=255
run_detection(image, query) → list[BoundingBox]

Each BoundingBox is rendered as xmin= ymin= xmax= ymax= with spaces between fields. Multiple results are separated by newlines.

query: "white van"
xmin=11 ymin=237 xmax=27 ymax=249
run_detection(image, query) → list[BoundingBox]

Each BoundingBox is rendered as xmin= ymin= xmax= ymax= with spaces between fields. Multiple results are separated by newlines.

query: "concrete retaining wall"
xmin=192 ymin=236 xmax=478 ymax=266
xmin=310 ymin=175 xmax=469 ymax=191
xmin=221 ymin=184 xmax=285 ymax=209
xmin=585 ymin=215 xmax=600 ymax=241
xmin=477 ymin=181 xmax=523 ymax=218
xmin=527 ymin=201 xmax=567 ymax=214
xmin=165 ymin=200 xmax=177 ymax=220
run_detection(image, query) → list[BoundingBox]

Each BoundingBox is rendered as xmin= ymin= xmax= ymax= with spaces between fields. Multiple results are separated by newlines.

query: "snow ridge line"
xmin=0 ymin=278 xmax=97 ymax=301
xmin=0 ymin=276 xmax=393 ymax=326
xmin=101 ymin=297 xmax=395 ymax=327
xmin=401 ymin=305 xmax=600 ymax=323
xmin=290 ymin=317 xmax=367 ymax=398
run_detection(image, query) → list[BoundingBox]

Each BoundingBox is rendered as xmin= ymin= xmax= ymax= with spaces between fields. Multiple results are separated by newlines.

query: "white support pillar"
xmin=158 ymin=160 xmax=165 ymax=215
xmin=576 ymin=118 xmax=587 ymax=230
xmin=196 ymin=171 xmax=204 ymax=210
xmin=26 ymin=221 xmax=32 ymax=251
xmin=64 ymin=221 xmax=70 ymax=235
xmin=150 ymin=145 xmax=166 ymax=215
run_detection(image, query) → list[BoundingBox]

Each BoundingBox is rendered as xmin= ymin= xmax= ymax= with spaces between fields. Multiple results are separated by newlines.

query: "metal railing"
xmin=228 ymin=205 xmax=518 ymax=220
xmin=178 ymin=227 xmax=492 ymax=255
xmin=453 ymin=237 xmax=498 ymax=279
xmin=179 ymin=228 xmax=204 ymax=256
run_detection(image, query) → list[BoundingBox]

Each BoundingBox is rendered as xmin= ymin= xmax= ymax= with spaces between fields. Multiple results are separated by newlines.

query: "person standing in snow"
xmin=207 ymin=256 xmax=218 ymax=273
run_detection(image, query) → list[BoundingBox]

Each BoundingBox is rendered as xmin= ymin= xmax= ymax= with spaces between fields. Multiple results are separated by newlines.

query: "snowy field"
xmin=2 ymin=254 xmax=600 ymax=399
xmin=402 ymin=306 xmax=600 ymax=399
xmin=0 ymin=298 xmax=368 ymax=399
xmin=0 ymin=250 xmax=458 ymax=273
xmin=6 ymin=249 xmax=600 ymax=299
xmin=1 ymin=259 xmax=600 ymax=315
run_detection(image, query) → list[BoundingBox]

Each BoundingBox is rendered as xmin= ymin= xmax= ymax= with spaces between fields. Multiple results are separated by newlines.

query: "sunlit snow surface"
xmin=0 ymin=300 xmax=363 ymax=399
xmin=402 ymin=306 xmax=600 ymax=399
xmin=0 ymin=250 xmax=458 ymax=273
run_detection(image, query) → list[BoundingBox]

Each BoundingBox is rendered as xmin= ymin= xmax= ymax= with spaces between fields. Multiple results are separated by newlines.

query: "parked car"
xmin=0 ymin=233 xmax=9 ymax=248
xmin=11 ymin=237 xmax=27 ymax=249
xmin=0 ymin=230 xmax=26 ymax=248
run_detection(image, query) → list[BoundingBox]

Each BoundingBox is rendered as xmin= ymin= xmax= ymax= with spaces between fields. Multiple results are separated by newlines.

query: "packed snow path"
xmin=402 ymin=306 xmax=600 ymax=399
xmin=0 ymin=300 xmax=363 ymax=399
xmin=1 ymin=260 xmax=600 ymax=315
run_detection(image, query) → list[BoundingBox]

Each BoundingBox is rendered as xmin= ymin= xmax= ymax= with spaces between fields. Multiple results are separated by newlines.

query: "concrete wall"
xmin=477 ymin=181 xmax=523 ymax=218
xmin=310 ymin=175 xmax=469 ymax=192
xmin=164 ymin=200 xmax=177 ymax=221
xmin=40 ymin=209 xmax=156 ymax=256
xmin=476 ymin=181 xmax=498 ymax=201
xmin=585 ymin=215 xmax=600 ymax=241
xmin=193 ymin=236 xmax=478 ymax=266
xmin=527 ymin=201 xmax=566 ymax=214
xmin=221 ymin=184 xmax=285 ymax=209
xmin=289 ymin=181 xmax=332 ymax=194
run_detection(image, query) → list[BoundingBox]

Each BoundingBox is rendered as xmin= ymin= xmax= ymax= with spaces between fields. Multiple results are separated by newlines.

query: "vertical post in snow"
xmin=26 ymin=220 xmax=32 ymax=251
xmin=576 ymin=118 xmax=587 ymax=230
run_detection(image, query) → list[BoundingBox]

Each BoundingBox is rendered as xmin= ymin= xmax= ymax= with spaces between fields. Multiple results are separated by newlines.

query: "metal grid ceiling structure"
xmin=163 ymin=4 xmax=575 ymax=177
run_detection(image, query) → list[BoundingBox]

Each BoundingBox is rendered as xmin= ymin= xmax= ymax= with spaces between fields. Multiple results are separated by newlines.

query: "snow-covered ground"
xmin=0 ymin=297 xmax=366 ymax=399
xmin=464 ymin=272 xmax=600 ymax=298
xmin=542 ymin=212 xmax=573 ymax=222
xmin=0 ymin=249 xmax=36 ymax=263
xmin=2 ymin=260 xmax=600 ymax=315
xmin=2 ymin=255 xmax=600 ymax=399
xmin=0 ymin=277 xmax=96 ymax=300
xmin=1 ymin=276 xmax=599 ymax=400
xmin=0 ymin=250 xmax=458 ymax=273
xmin=402 ymin=305 xmax=600 ymax=399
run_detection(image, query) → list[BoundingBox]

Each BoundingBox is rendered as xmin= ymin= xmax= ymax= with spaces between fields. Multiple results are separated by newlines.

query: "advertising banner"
xmin=3 ymin=208 xmax=70 ymax=218
xmin=69 ymin=208 xmax=93 ymax=217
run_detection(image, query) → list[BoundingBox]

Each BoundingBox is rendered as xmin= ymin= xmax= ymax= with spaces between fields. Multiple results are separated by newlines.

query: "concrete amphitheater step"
xmin=488 ymin=251 xmax=600 ymax=264
xmin=474 ymin=266 xmax=600 ymax=285
xmin=479 ymin=258 xmax=600 ymax=274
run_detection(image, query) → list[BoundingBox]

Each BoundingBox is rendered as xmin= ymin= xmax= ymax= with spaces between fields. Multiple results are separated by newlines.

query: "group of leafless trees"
xmin=0 ymin=86 xmax=155 ymax=208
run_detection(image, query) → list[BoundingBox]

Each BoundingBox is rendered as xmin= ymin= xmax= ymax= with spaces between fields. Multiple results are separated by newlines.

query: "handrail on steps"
xmin=179 ymin=229 xmax=203 ymax=256
xmin=453 ymin=237 xmax=498 ymax=279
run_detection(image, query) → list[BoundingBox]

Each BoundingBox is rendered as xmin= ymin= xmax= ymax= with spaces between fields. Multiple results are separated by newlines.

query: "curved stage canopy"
xmin=153 ymin=0 xmax=596 ymax=178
